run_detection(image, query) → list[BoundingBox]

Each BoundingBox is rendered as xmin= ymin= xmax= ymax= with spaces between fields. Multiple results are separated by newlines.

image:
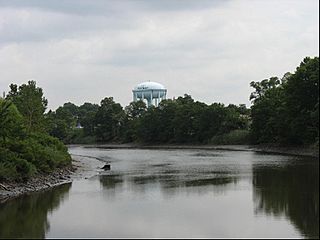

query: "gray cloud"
xmin=0 ymin=0 xmax=318 ymax=110
xmin=0 ymin=0 xmax=226 ymax=14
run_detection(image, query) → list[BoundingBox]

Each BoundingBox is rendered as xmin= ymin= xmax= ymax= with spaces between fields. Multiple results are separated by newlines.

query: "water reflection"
xmin=0 ymin=183 xmax=71 ymax=239
xmin=253 ymin=159 xmax=319 ymax=238
xmin=1 ymin=148 xmax=319 ymax=238
xmin=98 ymin=165 xmax=239 ymax=197
xmin=99 ymin=174 xmax=124 ymax=189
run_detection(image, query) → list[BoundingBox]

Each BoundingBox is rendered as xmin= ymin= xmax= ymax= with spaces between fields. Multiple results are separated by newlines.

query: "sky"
xmin=0 ymin=0 xmax=318 ymax=111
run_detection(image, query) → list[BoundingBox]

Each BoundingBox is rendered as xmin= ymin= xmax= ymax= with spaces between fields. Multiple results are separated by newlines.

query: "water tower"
xmin=132 ymin=81 xmax=167 ymax=107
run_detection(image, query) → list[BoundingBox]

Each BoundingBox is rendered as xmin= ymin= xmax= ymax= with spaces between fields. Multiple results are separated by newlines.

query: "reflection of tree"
xmin=253 ymin=162 xmax=319 ymax=238
xmin=99 ymin=174 xmax=123 ymax=189
xmin=184 ymin=176 xmax=237 ymax=187
xmin=99 ymin=169 xmax=238 ymax=197
xmin=130 ymin=173 xmax=237 ymax=187
xmin=0 ymin=183 xmax=71 ymax=238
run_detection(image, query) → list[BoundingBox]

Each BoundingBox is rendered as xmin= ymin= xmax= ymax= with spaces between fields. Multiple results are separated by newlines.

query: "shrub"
xmin=0 ymin=133 xmax=71 ymax=179
xmin=0 ymin=147 xmax=36 ymax=181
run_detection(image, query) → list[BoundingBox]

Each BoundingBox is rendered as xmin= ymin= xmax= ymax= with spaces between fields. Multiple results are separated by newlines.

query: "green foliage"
xmin=0 ymin=147 xmax=36 ymax=181
xmin=210 ymin=130 xmax=250 ymax=145
xmin=0 ymin=99 xmax=25 ymax=142
xmin=133 ymin=95 xmax=250 ymax=144
xmin=6 ymin=80 xmax=48 ymax=132
xmin=120 ymin=101 xmax=147 ymax=142
xmin=46 ymin=102 xmax=99 ymax=143
xmin=78 ymin=103 xmax=99 ymax=136
xmin=250 ymin=83 xmax=284 ymax=143
xmin=1 ymin=82 xmax=71 ymax=182
xmin=124 ymin=100 xmax=147 ymax=120
xmin=94 ymin=97 xmax=124 ymax=142
xmin=250 ymin=57 xmax=319 ymax=145
xmin=48 ymin=94 xmax=251 ymax=145
xmin=0 ymin=132 xmax=71 ymax=181
xmin=283 ymin=57 xmax=319 ymax=144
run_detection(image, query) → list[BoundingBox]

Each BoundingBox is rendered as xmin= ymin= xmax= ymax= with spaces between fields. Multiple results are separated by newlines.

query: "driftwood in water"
xmin=101 ymin=164 xmax=111 ymax=171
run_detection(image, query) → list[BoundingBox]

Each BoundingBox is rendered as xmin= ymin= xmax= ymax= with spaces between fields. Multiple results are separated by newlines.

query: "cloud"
xmin=0 ymin=0 xmax=318 ymax=110
xmin=0 ymin=0 xmax=226 ymax=14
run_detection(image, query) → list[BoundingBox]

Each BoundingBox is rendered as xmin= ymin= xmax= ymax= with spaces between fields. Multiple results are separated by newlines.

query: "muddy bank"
xmin=69 ymin=143 xmax=319 ymax=158
xmin=0 ymin=154 xmax=105 ymax=203
xmin=249 ymin=145 xmax=319 ymax=158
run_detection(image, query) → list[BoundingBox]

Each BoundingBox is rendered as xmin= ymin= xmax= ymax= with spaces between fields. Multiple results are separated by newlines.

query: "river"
xmin=0 ymin=146 xmax=318 ymax=238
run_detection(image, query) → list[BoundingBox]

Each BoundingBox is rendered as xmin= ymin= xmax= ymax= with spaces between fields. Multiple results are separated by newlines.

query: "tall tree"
xmin=6 ymin=80 xmax=48 ymax=132
xmin=78 ymin=102 xmax=99 ymax=136
xmin=95 ymin=97 xmax=124 ymax=142
xmin=0 ymin=99 xmax=24 ymax=142
xmin=283 ymin=57 xmax=319 ymax=144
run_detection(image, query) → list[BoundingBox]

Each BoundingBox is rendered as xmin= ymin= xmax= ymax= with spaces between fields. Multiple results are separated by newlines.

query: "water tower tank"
xmin=132 ymin=81 xmax=167 ymax=107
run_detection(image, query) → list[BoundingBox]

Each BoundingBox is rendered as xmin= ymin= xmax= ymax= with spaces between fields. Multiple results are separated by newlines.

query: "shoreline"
xmin=0 ymin=165 xmax=74 ymax=203
xmin=0 ymin=154 xmax=105 ymax=203
xmin=69 ymin=143 xmax=319 ymax=158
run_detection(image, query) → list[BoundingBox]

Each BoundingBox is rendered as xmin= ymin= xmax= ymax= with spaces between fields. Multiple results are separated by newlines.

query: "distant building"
xmin=75 ymin=122 xmax=83 ymax=129
xmin=132 ymin=81 xmax=167 ymax=107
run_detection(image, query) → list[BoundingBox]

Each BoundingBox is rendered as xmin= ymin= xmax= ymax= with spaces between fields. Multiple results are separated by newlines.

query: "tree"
xmin=46 ymin=103 xmax=78 ymax=141
xmin=78 ymin=102 xmax=99 ymax=136
xmin=250 ymin=85 xmax=284 ymax=143
xmin=283 ymin=57 xmax=319 ymax=144
xmin=124 ymin=100 xmax=147 ymax=120
xmin=6 ymin=81 xmax=48 ymax=132
xmin=94 ymin=97 xmax=124 ymax=142
xmin=1 ymin=82 xmax=71 ymax=181
xmin=121 ymin=101 xmax=147 ymax=142
xmin=250 ymin=77 xmax=281 ymax=103
xmin=249 ymin=56 xmax=319 ymax=145
xmin=0 ymin=99 xmax=24 ymax=142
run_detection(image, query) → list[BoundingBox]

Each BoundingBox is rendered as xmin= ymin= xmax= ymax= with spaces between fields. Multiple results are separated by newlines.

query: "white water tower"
xmin=132 ymin=81 xmax=167 ymax=107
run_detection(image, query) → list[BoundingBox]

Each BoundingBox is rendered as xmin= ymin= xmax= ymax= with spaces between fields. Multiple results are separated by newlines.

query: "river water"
xmin=0 ymin=146 xmax=318 ymax=238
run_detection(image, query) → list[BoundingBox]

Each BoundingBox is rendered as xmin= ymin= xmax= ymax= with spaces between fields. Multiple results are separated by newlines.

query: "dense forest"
xmin=0 ymin=56 xmax=318 ymax=181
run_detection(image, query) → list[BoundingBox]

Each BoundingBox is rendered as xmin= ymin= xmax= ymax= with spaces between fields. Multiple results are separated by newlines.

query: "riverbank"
xmin=0 ymin=154 xmax=105 ymax=203
xmin=69 ymin=143 xmax=319 ymax=158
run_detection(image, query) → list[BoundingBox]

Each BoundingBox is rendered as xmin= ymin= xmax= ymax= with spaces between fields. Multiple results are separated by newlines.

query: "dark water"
xmin=0 ymin=147 xmax=318 ymax=238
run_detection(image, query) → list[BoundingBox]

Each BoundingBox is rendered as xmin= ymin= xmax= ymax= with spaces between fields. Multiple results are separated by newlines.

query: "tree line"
xmin=46 ymin=95 xmax=251 ymax=145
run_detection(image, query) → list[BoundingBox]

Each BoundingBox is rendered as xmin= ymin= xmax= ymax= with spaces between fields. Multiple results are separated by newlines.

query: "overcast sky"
xmin=0 ymin=0 xmax=318 ymax=110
